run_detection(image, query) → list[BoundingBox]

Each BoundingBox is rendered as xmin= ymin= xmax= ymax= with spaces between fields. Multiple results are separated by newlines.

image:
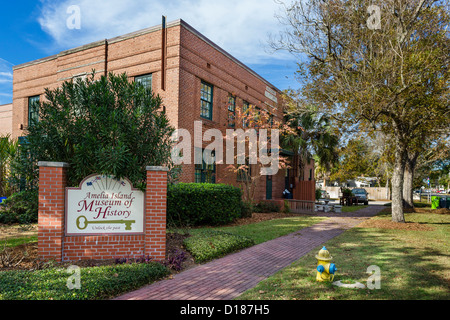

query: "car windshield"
xmin=352 ymin=189 xmax=366 ymax=194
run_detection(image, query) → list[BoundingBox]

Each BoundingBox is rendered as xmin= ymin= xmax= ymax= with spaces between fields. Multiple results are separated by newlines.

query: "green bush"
xmin=0 ymin=189 xmax=38 ymax=224
xmin=240 ymin=201 xmax=254 ymax=218
xmin=282 ymin=199 xmax=291 ymax=213
xmin=16 ymin=72 xmax=175 ymax=190
xmin=0 ymin=262 xmax=169 ymax=300
xmin=254 ymin=201 xmax=280 ymax=213
xmin=183 ymin=230 xmax=255 ymax=263
xmin=0 ymin=134 xmax=18 ymax=197
xmin=167 ymin=183 xmax=242 ymax=227
xmin=315 ymin=188 xmax=323 ymax=200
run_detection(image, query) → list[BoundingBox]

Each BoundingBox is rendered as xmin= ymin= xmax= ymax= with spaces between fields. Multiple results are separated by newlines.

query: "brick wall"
xmin=38 ymin=162 xmax=68 ymax=261
xmin=15 ymin=19 xmax=293 ymax=202
xmin=177 ymin=22 xmax=285 ymax=200
xmin=0 ymin=103 xmax=12 ymax=136
xmin=38 ymin=162 xmax=167 ymax=262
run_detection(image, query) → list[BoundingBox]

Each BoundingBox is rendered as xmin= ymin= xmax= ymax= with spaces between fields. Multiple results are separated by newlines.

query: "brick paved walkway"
xmin=114 ymin=205 xmax=385 ymax=300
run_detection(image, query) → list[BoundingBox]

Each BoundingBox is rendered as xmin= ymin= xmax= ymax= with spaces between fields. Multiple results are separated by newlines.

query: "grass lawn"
xmin=1 ymin=235 xmax=37 ymax=247
xmin=186 ymin=214 xmax=327 ymax=245
xmin=341 ymin=205 xmax=368 ymax=212
xmin=237 ymin=209 xmax=450 ymax=300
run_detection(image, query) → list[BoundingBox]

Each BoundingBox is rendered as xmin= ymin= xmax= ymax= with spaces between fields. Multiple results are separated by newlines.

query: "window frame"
xmin=200 ymin=81 xmax=213 ymax=120
xmin=28 ymin=95 xmax=40 ymax=127
xmin=194 ymin=148 xmax=216 ymax=183
xmin=134 ymin=73 xmax=153 ymax=91
xmin=242 ymin=100 xmax=250 ymax=128
xmin=227 ymin=94 xmax=236 ymax=127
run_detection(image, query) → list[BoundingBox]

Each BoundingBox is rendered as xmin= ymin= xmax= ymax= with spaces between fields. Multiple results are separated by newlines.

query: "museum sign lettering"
xmin=66 ymin=174 xmax=145 ymax=235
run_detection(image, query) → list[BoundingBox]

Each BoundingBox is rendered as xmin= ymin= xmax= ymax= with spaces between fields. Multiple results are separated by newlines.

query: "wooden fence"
xmin=293 ymin=180 xmax=316 ymax=202
xmin=287 ymin=199 xmax=315 ymax=213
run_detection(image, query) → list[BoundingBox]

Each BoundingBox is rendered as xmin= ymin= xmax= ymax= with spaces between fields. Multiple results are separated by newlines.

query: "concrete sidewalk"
xmin=114 ymin=205 xmax=385 ymax=300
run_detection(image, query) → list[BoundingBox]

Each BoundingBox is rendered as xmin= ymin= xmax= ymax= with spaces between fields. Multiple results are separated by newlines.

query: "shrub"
xmin=342 ymin=188 xmax=352 ymax=197
xmin=18 ymin=72 xmax=175 ymax=190
xmin=0 ymin=262 xmax=169 ymax=300
xmin=315 ymin=188 xmax=323 ymax=201
xmin=282 ymin=200 xmax=290 ymax=213
xmin=163 ymin=249 xmax=188 ymax=271
xmin=254 ymin=201 xmax=280 ymax=213
xmin=240 ymin=201 xmax=254 ymax=218
xmin=0 ymin=135 xmax=18 ymax=197
xmin=183 ymin=230 xmax=255 ymax=263
xmin=167 ymin=183 xmax=242 ymax=227
xmin=0 ymin=189 xmax=38 ymax=224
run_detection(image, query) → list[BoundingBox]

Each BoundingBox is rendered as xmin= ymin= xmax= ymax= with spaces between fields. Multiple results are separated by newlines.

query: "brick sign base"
xmin=38 ymin=162 xmax=167 ymax=262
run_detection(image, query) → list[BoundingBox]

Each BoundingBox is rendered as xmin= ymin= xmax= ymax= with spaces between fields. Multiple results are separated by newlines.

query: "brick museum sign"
xmin=38 ymin=162 xmax=168 ymax=262
xmin=66 ymin=174 xmax=144 ymax=235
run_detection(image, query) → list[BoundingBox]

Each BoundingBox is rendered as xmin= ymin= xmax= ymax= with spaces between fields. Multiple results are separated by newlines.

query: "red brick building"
xmin=0 ymin=103 xmax=12 ymax=136
xmin=12 ymin=19 xmax=314 ymax=202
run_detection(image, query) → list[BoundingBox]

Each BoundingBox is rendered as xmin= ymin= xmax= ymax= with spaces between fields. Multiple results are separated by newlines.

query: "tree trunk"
xmin=386 ymin=177 xmax=390 ymax=200
xmin=403 ymin=152 xmax=418 ymax=209
xmin=391 ymin=143 xmax=406 ymax=223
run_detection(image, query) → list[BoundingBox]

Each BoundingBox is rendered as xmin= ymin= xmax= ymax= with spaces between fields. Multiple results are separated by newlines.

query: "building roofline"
xmin=12 ymin=19 xmax=280 ymax=92
xmin=178 ymin=19 xmax=280 ymax=93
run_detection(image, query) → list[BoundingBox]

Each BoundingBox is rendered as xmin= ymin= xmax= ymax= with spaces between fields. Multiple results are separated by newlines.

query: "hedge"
xmin=167 ymin=183 xmax=243 ymax=227
xmin=183 ymin=230 xmax=255 ymax=263
xmin=0 ymin=262 xmax=169 ymax=300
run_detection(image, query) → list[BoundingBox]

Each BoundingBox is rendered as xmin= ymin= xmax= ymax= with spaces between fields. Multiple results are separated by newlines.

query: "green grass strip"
xmin=237 ymin=211 xmax=450 ymax=300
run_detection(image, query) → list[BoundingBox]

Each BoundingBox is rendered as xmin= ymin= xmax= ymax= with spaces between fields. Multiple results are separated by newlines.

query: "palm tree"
xmin=281 ymin=93 xmax=339 ymax=183
xmin=0 ymin=134 xmax=18 ymax=196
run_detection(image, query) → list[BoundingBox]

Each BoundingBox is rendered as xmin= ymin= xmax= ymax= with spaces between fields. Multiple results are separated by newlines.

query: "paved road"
xmin=114 ymin=205 xmax=386 ymax=300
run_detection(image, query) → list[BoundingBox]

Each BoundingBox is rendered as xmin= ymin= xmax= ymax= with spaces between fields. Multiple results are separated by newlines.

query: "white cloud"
xmin=0 ymin=71 xmax=13 ymax=83
xmin=0 ymin=58 xmax=13 ymax=104
xmin=37 ymin=0 xmax=292 ymax=65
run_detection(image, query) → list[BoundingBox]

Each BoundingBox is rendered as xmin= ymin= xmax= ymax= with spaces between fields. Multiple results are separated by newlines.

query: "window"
xmin=28 ymin=95 xmax=40 ymax=127
xmin=242 ymin=100 xmax=250 ymax=128
xmin=195 ymin=148 xmax=216 ymax=183
xmin=135 ymin=74 xmax=152 ymax=90
xmin=73 ymin=74 xmax=87 ymax=84
xmin=200 ymin=81 xmax=213 ymax=120
xmin=227 ymin=94 xmax=236 ymax=127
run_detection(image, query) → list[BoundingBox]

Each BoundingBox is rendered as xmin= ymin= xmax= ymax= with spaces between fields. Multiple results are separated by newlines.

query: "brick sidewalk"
xmin=114 ymin=205 xmax=385 ymax=300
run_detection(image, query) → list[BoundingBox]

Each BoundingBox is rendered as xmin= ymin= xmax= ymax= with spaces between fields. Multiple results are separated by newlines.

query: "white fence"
xmin=322 ymin=186 xmax=390 ymax=201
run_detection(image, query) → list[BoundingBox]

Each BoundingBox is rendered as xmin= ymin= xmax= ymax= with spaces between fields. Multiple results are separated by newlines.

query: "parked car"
xmin=351 ymin=188 xmax=369 ymax=205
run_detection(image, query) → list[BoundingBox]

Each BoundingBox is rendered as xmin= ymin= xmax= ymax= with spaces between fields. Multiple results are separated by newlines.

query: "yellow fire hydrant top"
xmin=315 ymin=246 xmax=333 ymax=261
xmin=315 ymin=246 xmax=336 ymax=282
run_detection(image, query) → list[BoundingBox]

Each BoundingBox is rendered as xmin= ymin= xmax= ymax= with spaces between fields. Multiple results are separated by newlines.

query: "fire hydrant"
xmin=315 ymin=246 xmax=337 ymax=282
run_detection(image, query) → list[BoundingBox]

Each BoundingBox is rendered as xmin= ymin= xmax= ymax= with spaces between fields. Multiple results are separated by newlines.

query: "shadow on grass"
xmin=238 ymin=212 xmax=450 ymax=300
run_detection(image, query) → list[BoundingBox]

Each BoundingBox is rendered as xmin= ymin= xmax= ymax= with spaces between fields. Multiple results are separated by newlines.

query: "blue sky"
xmin=0 ymin=0 xmax=302 ymax=106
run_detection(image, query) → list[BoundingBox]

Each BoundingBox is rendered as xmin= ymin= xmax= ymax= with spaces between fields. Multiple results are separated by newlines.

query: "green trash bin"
xmin=431 ymin=196 xmax=440 ymax=209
